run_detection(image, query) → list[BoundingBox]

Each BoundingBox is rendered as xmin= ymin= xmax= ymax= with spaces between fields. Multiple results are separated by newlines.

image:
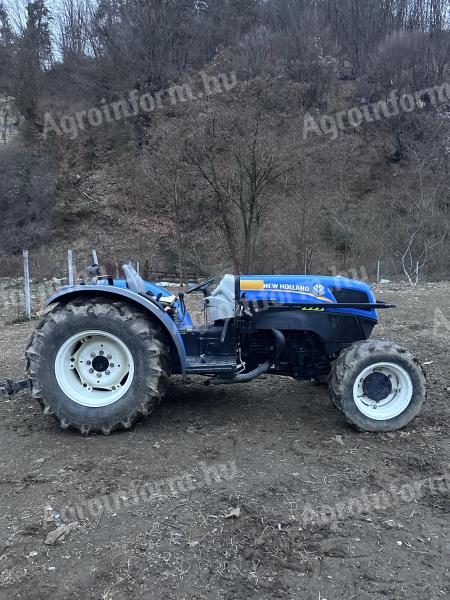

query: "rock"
xmin=44 ymin=522 xmax=78 ymax=545
xmin=224 ymin=507 xmax=241 ymax=519
xmin=44 ymin=506 xmax=60 ymax=524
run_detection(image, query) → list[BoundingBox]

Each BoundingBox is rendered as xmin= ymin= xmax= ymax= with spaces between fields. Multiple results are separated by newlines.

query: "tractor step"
xmin=186 ymin=356 xmax=237 ymax=374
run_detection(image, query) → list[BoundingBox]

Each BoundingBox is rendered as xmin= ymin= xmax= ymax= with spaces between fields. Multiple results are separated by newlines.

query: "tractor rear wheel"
xmin=26 ymin=297 xmax=170 ymax=435
xmin=329 ymin=340 xmax=426 ymax=432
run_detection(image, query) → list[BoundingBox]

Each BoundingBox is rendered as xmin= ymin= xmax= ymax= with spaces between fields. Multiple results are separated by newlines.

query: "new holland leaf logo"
xmin=313 ymin=284 xmax=325 ymax=297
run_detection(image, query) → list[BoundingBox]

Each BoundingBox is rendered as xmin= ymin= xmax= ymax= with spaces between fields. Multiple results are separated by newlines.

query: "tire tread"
xmin=329 ymin=339 xmax=426 ymax=431
xmin=26 ymin=296 xmax=171 ymax=435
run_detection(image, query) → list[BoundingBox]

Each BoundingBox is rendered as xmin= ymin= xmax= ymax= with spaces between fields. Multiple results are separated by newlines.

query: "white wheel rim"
xmin=353 ymin=362 xmax=413 ymax=420
xmin=55 ymin=330 xmax=135 ymax=407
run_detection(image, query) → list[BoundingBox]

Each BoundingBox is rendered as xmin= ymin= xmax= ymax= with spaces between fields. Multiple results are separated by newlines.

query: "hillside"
xmin=0 ymin=1 xmax=449 ymax=282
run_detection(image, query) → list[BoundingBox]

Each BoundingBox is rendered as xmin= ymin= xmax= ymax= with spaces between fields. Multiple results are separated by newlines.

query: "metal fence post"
xmin=23 ymin=250 xmax=31 ymax=320
xmin=68 ymin=249 xmax=74 ymax=286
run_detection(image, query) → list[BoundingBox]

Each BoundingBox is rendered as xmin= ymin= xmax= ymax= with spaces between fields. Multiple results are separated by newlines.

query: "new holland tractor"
xmin=23 ymin=260 xmax=426 ymax=435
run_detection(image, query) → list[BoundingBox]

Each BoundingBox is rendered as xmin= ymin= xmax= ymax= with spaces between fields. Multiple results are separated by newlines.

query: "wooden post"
xmin=376 ymin=260 xmax=381 ymax=283
xmin=23 ymin=250 xmax=31 ymax=320
xmin=136 ymin=261 xmax=140 ymax=276
xmin=68 ymin=249 xmax=74 ymax=285
xmin=92 ymin=248 xmax=98 ymax=266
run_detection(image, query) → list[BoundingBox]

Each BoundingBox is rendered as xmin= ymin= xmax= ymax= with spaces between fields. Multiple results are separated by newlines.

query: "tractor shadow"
xmin=157 ymin=375 xmax=344 ymax=432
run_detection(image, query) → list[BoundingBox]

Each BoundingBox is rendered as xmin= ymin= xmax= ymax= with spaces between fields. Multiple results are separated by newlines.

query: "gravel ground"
xmin=0 ymin=281 xmax=449 ymax=600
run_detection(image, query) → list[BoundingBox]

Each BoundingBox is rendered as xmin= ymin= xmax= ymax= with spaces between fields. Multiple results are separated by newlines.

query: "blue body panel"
xmin=111 ymin=279 xmax=193 ymax=328
xmin=239 ymin=275 xmax=378 ymax=321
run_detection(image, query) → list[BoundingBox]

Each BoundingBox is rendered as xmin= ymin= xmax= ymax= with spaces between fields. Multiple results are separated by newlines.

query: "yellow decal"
xmin=241 ymin=279 xmax=265 ymax=291
xmin=302 ymin=293 xmax=333 ymax=303
xmin=302 ymin=307 xmax=325 ymax=311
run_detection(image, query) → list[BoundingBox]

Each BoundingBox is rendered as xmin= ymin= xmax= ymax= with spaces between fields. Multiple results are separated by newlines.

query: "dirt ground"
xmin=0 ymin=282 xmax=449 ymax=600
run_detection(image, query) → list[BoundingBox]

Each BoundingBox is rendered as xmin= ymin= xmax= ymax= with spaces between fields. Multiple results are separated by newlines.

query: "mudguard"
xmin=44 ymin=285 xmax=187 ymax=377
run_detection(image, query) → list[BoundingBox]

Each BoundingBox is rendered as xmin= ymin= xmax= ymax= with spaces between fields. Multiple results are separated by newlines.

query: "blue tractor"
xmin=25 ymin=260 xmax=426 ymax=435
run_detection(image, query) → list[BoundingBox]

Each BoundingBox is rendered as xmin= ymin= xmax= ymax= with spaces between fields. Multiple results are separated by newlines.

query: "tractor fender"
xmin=44 ymin=285 xmax=187 ymax=377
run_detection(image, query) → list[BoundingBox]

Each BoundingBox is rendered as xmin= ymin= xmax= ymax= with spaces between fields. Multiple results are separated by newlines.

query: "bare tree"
xmin=141 ymin=157 xmax=188 ymax=286
xmin=10 ymin=0 xmax=52 ymax=124
xmin=186 ymin=115 xmax=295 ymax=273
xmin=396 ymin=147 xmax=448 ymax=284
xmin=0 ymin=2 xmax=13 ymax=89
xmin=55 ymin=0 xmax=90 ymax=61
xmin=282 ymin=160 xmax=322 ymax=274
xmin=398 ymin=226 xmax=447 ymax=285
xmin=239 ymin=25 xmax=274 ymax=77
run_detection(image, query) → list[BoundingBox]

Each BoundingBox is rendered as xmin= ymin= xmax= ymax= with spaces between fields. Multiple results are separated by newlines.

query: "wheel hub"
xmin=362 ymin=371 xmax=393 ymax=402
xmin=353 ymin=362 xmax=413 ymax=421
xmin=92 ymin=355 xmax=109 ymax=373
xmin=55 ymin=330 xmax=135 ymax=407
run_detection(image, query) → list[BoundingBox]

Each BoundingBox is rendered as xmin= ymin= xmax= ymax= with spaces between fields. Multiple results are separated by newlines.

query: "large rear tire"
xmin=329 ymin=340 xmax=426 ymax=432
xmin=26 ymin=297 xmax=171 ymax=435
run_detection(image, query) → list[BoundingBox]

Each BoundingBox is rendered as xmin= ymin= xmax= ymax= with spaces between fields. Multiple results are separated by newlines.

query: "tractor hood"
xmin=239 ymin=275 xmax=378 ymax=320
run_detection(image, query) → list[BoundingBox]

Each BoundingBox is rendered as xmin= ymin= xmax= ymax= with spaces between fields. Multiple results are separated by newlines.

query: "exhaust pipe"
xmin=206 ymin=329 xmax=285 ymax=386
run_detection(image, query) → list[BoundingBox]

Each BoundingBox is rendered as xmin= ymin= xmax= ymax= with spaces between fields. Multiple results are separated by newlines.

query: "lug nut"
xmin=99 ymin=350 xmax=104 ymax=356
xmin=107 ymin=354 xmax=112 ymax=360
xmin=109 ymin=363 xmax=114 ymax=368
xmin=90 ymin=352 xmax=96 ymax=358
xmin=96 ymin=373 xmax=102 ymax=378
xmin=86 ymin=360 xmax=91 ymax=366
xmin=89 ymin=368 xmax=94 ymax=374
xmin=105 ymin=370 xmax=110 ymax=376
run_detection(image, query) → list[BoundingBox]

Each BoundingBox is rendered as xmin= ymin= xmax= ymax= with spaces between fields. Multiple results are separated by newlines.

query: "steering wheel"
xmin=186 ymin=275 xmax=219 ymax=296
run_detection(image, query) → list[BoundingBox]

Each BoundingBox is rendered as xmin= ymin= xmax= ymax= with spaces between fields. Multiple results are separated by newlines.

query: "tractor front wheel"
xmin=329 ymin=340 xmax=426 ymax=432
xmin=26 ymin=297 xmax=171 ymax=435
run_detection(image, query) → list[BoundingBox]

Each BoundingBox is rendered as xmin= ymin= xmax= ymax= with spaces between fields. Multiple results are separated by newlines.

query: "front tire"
xmin=329 ymin=340 xmax=426 ymax=432
xmin=26 ymin=297 xmax=171 ymax=435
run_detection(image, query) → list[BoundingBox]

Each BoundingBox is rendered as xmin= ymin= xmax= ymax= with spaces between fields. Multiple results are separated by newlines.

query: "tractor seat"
xmin=205 ymin=274 xmax=236 ymax=322
xmin=122 ymin=264 xmax=146 ymax=294
xmin=122 ymin=264 xmax=177 ymax=308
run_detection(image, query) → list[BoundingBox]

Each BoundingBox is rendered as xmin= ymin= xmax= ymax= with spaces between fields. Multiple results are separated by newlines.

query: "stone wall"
xmin=0 ymin=95 xmax=21 ymax=143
